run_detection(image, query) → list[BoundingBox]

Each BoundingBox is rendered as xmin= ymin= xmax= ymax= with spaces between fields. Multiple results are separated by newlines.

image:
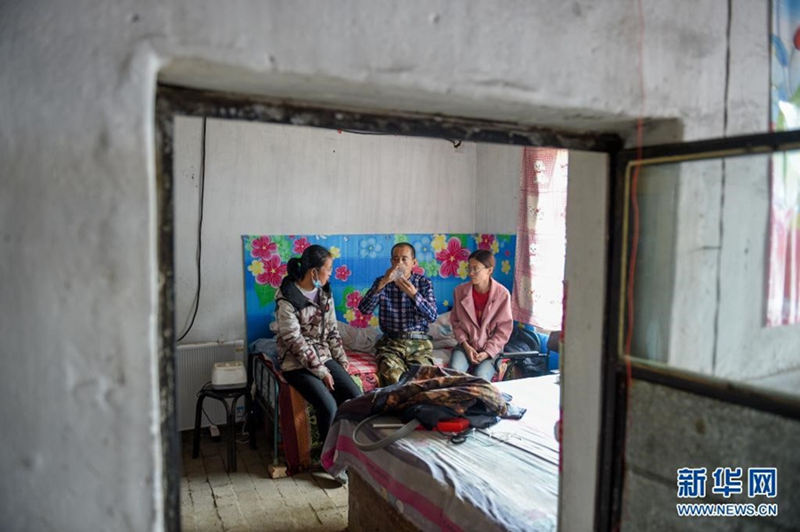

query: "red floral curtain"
xmin=512 ymin=147 xmax=568 ymax=331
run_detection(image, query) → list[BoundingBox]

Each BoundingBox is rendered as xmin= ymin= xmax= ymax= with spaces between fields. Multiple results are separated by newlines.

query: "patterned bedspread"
xmin=321 ymin=375 xmax=560 ymax=532
xmin=345 ymin=350 xmax=380 ymax=392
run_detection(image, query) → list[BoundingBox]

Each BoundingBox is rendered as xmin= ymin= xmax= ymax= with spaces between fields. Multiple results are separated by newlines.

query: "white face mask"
xmin=312 ymin=270 xmax=323 ymax=289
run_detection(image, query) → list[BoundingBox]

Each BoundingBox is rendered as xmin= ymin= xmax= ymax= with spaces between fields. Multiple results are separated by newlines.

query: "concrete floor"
xmin=180 ymin=429 xmax=348 ymax=531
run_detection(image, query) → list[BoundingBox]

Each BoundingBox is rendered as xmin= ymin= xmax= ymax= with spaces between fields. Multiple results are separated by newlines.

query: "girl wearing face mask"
xmin=275 ymin=244 xmax=361 ymax=446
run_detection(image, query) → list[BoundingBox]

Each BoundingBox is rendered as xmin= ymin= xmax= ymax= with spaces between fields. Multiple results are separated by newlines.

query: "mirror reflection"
xmin=626 ymin=151 xmax=800 ymax=396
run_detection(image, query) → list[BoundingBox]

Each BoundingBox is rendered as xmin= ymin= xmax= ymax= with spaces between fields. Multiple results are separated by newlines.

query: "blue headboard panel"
xmin=242 ymin=233 xmax=516 ymax=345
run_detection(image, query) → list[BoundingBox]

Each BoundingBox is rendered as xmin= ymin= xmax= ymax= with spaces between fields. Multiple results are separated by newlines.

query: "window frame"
xmin=598 ymin=128 xmax=800 ymax=531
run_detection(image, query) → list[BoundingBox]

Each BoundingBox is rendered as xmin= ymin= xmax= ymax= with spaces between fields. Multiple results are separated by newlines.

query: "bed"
xmin=321 ymin=374 xmax=561 ymax=531
xmin=248 ymin=319 xmax=557 ymax=477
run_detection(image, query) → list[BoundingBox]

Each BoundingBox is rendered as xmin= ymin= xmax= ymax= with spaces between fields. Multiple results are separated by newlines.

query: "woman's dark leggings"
xmin=282 ymin=359 xmax=362 ymax=445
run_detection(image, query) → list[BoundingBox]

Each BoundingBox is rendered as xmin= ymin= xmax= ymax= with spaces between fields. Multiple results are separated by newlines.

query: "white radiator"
xmin=175 ymin=340 xmax=246 ymax=431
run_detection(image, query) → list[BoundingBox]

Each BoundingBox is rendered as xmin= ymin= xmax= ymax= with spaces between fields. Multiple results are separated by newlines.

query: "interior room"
xmin=4 ymin=2 xmax=800 ymax=531
xmin=171 ymin=113 xmax=567 ymax=530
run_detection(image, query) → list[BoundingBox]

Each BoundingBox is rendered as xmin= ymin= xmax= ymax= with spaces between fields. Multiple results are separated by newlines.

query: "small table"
xmin=191 ymin=382 xmax=250 ymax=472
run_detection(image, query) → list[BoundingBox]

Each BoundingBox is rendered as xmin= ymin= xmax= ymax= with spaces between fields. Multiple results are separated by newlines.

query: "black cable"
xmin=201 ymin=407 xmax=215 ymax=427
xmin=178 ymin=117 xmax=207 ymax=342
xmin=338 ymin=128 xmax=462 ymax=149
xmin=338 ymin=128 xmax=389 ymax=135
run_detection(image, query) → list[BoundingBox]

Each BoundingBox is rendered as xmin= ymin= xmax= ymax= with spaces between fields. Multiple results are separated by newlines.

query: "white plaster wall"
xmin=715 ymin=155 xmax=800 ymax=382
xmin=666 ymin=154 xmax=800 ymax=384
xmin=636 ymin=159 xmax=800 ymax=385
xmin=672 ymin=0 xmax=782 ymax=382
xmin=1 ymin=3 xmax=165 ymax=531
xmin=157 ymin=1 xmax=741 ymax=143
xmin=475 ymin=143 xmax=522 ymax=234
xmin=650 ymin=1 xmax=800 ymax=385
xmin=0 ymin=0 xmax=770 ymax=530
xmin=174 ymin=118 xmax=478 ymax=344
xmin=631 ymin=0 xmax=800 ymax=387
xmin=668 ymin=160 xmax=723 ymax=374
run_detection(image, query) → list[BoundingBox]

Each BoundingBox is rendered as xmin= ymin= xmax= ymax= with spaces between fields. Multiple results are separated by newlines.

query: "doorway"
xmin=155 ymin=83 xmax=619 ymax=531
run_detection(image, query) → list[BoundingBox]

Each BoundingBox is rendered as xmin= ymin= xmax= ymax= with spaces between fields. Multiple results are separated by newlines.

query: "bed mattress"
xmin=322 ymin=374 xmax=560 ymax=532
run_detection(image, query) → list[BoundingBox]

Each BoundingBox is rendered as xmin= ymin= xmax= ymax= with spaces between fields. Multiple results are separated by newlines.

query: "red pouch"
xmin=433 ymin=418 xmax=470 ymax=432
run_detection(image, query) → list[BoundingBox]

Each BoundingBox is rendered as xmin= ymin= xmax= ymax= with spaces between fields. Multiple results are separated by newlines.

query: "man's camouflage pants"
xmin=374 ymin=337 xmax=434 ymax=386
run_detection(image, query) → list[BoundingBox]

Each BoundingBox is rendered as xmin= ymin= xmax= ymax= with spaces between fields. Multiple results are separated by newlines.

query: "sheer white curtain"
xmin=511 ymin=147 xmax=568 ymax=331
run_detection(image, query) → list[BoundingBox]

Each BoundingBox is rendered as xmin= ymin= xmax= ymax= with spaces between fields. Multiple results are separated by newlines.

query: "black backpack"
xmin=502 ymin=327 xmax=549 ymax=379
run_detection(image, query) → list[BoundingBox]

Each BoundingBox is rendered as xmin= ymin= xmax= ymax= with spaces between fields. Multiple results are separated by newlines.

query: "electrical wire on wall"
xmin=177 ymin=117 xmax=207 ymax=342
xmin=175 ymin=123 xmax=454 ymax=344
xmin=615 ymin=2 xmax=646 ymax=530
xmin=616 ymin=4 xmax=733 ymax=524
xmin=338 ymin=128 xmax=462 ymax=149
xmin=623 ymin=0 xmax=646 ymax=365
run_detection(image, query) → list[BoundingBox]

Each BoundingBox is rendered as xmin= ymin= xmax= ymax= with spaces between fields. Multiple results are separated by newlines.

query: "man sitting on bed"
xmin=358 ymin=242 xmax=438 ymax=386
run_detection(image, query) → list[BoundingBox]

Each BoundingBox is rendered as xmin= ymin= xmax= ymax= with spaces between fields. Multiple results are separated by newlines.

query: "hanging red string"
xmin=625 ymin=0 xmax=646 ymax=372
xmin=614 ymin=1 xmax=645 ymax=530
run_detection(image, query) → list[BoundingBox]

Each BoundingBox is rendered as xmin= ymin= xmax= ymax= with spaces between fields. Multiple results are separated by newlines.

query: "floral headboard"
xmin=242 ymin=233 xmax=517 ymax=345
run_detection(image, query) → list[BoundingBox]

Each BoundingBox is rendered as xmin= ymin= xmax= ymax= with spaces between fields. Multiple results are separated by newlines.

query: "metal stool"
xmin=191 ymin=382 xmax=250 ymax=472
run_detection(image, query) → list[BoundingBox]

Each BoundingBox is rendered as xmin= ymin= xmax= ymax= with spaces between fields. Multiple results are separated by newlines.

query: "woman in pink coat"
xmin=448 ymin=249 xmax=514 ymax=381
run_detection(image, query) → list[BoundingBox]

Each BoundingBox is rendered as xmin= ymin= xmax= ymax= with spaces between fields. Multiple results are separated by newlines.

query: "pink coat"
xmin=450 ymin=279 xmax=513 ymax=358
